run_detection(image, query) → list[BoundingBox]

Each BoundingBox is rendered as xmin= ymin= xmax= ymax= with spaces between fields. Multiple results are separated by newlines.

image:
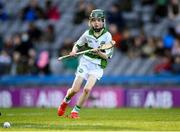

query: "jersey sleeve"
xmin=75 ymin=31 xmax=87 ymax=49
xmin=105 ymin=32 xmax=114 ymax=59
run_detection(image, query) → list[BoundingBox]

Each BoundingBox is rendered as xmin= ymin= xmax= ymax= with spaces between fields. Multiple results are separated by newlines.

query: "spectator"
xmin=128 ymin=36 xmax=144 ymax=58
xmin=163 ymin=34 xmax=175 ymax=49
xmin=21 ymin=0 xmax=45 ymax=21
xmin=0 ymin=2 xmax=9 ymax=21
xmin=108 ymin=24 xmax=122 ymax=48
xmin=119 ymin=29 xmax=132 ymax=53
xmin=59 ymin=38 xmax=78 ymax=72
xmin=0 ymin=50 xmax=11 ymax=75
xmin=27 ymin=22 xmax=42 ymax=42
xmin=107 ymin=3 xmax=124 ymax=30
xmin=168 ymin=0 xmax=180 ymax=20
xmin=154 ymin=38 xmax=172 ymax=73
xmin=3 ymin=36 xmax=14 ymax=57
xmin=73 ymin=1 xmax=96 ymax=25
xmin=175 ymin=24 xmax=180 ymax=40
xmin=154 ymin=38 xmax=166 ymax=56
xmin=13 ymin=33 xmax=36 ymax=74
xmin=154 ymin=0 xmax=168 ymax=22
xmin=117 ymin=0 xmax=132 ymax=12
xmin=171 ymin=55 xmax=180 ymax=73
xmin=171 ymin=38 xmax=180 ymax=56
xmin=36 ymin=50 xmax=50 ymax=75
xmin=45 ymin=0 xmax=60 ymax=21
xmin=84 ymin=2 xmax=96 ymax=20
xmin=73 ymin=0 xmax=86 ymax=24
xmin=141 ymin=37 xmax=156 ymax=58
xmin=42 ymin=24 xmax=55 ymax=43
xmin=171 ymin=37 xmax=180 ymax=73
xmin=154 ymin=55 xmax=172 ymax=74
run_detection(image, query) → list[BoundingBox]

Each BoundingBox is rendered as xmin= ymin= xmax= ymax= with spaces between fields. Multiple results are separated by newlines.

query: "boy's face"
xmin=90 ymin=18 xmax=104 ymax=31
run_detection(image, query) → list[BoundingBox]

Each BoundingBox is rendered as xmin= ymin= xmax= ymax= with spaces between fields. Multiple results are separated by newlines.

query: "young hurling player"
xmin=57 ymin=9 xmax=114 ymax=119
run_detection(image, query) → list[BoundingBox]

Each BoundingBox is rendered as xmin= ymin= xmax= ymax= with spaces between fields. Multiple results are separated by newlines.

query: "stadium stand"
xmin=0 ymin=0 xmax=179 ymax=85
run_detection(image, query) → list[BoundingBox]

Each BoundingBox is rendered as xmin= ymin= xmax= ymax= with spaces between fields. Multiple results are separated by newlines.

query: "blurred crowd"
xmin=0 ymin=0 xmax=179 ymax=76
xmin=0 ymin=0 xmax=59 ymax=75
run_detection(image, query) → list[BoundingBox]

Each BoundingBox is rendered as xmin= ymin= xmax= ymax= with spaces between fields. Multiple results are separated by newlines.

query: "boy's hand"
xmin=69 ymin=51 xmax=76 ymax=56
xmin=92 ymin=48 xmax=100 ymax=54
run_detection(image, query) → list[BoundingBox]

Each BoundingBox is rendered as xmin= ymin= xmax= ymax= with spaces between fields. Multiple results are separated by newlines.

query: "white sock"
xmin=72 ymin=105 xmax=81 ymax=113
xmin=63 ymin=96 xmax=71 ymax=103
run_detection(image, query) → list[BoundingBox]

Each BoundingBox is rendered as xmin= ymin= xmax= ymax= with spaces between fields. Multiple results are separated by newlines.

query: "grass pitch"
xmin=0 ymin=108 xmax=180 ymax=131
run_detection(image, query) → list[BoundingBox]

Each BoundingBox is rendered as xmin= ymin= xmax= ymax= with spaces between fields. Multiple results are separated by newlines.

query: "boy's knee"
xmin=83 ymin=88 xmax=91 ymax=94
xmin=70 ymin=87 xmax=80 ymax=93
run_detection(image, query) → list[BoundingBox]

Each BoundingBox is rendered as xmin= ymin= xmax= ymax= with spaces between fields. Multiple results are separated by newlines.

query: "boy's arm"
xmin=69 ymin=43 xmax=79 ymax=56
xmin=69 ymin=31 xmax=87 ymax=56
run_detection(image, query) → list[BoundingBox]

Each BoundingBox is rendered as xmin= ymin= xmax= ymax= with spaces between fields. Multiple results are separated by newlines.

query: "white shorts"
xmin=76 ymin=57 xmax=103 ymax=80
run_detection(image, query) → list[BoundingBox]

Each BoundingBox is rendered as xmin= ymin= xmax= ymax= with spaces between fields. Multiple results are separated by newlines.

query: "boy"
xmin=57 ymin=9 xmax=114 ymax=119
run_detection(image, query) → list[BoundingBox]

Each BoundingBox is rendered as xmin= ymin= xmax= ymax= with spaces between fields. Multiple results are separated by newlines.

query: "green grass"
xmin=0 ymin=108 xmax=180 ymax=131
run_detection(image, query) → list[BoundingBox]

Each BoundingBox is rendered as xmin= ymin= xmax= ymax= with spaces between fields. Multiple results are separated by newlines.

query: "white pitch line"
xmin=6 ymin=113 xmax=44 ymax=116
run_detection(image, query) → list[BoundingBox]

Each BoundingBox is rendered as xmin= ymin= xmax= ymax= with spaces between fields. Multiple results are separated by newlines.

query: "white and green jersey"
xmin=75 ymin=28 xmax=113 ymax=69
